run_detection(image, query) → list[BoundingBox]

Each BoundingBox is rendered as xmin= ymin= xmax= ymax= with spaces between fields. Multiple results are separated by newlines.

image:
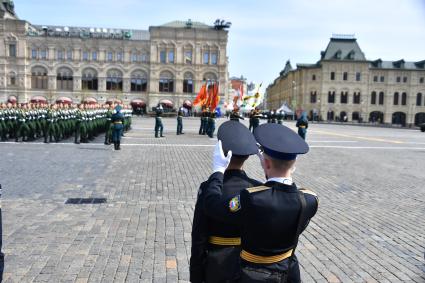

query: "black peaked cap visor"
xmin=217 ymin=121 xmax=258 ymax=156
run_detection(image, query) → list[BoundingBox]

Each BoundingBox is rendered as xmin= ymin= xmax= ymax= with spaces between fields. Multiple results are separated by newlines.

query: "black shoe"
xmin=160 ymin=135 xmax=165 ymax=137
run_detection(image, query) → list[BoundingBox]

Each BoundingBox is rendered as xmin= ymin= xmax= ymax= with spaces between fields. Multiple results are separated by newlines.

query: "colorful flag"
xmin=209 ymin=83 xmax=220 ymax=111
xmin=193 ymin=84 xmax=207 ymax=106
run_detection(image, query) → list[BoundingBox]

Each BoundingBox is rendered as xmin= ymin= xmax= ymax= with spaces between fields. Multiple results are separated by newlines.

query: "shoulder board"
xmin=246 ymin=186 xmax=270 ymax=194
xmin=299 ymin=188 xmax=318 ymax=197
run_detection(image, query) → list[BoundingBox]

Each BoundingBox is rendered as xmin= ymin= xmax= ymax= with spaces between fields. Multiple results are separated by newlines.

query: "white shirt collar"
xmin=267 ymin=177 xmax=293 ymax=185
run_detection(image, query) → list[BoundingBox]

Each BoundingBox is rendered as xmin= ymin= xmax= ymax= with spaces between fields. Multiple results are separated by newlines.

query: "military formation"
xmin=198 ymin=106 xmax=219 ymax=138
xmin=0 ymin=103 xmax=132 ymax=144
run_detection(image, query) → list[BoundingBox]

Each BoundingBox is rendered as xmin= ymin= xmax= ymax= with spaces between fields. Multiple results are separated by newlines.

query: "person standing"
xmin=104 ymin=104 xmax=113 ymax=144
xmin=206 ymin=111 xmax=216 ymax=138
xmin=190 ymin=121 xmax=261 ymax=283
xmin=202 ymin=123 xmax=318 ymax=283
xmin=230 ymin=106 xmax=244 ymax=122
xmin=154 ymin=104 xmax=164 ymax=138
xmin=177 ymin=108 xmax=184 ymax=135
xmin=296 ymin=112 xmax=309 ymax=140
xmin=111 ymin=105 xmax=124 ymax=150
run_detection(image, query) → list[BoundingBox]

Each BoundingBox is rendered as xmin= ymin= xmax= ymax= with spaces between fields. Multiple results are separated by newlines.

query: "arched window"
xmin=340 ymin=91 xmax=348 ymax=104
xmin=183 ymin=72 xmax=194 ymax=93
xmin=371 ymin=91 xmax=377 ymax=105
xmin=82 ymin=68 xmax=98 ymax=90
xmin=310 ymin=91 xmax=317 ymax=103
xmin=379 ymin=92 xmax=384 ymax=105
xmin=401 ymin=92 xmax=407 ymax=106
xmin=203 ymin=72 xmax=218 ymax=84
xmin=417 ymin=93 xmax=422 ymax=106
xmin=106 ymin=69 xmax=123 ymax=91
xmin=184 ymin=45 xmax=193 ymax=64
xmin=57 ymin=67 xmax=73 ymax=90
xmin=393 ymin=92 xmax=399 ymax=105
xmin=31 ymin=66 xmax=48 ymax=89
xmin=353 ymin=92 xmax=361 ymax=104
xmin=328 ymin=91 xmax=335 ymax=103
xmin=131 ymin=70 xmax=147 ymax=92
xmin=159 ymin=71 xmax=174 ymax=92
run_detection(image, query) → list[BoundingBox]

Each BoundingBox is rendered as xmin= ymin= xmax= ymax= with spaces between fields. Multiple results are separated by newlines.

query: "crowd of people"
xmin=0 ymin=103 xmax=132 ymax=144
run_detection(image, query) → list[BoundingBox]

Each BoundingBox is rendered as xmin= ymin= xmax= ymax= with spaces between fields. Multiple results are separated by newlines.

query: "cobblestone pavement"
xmin=0 ymin=117 xmax=424 ymax=283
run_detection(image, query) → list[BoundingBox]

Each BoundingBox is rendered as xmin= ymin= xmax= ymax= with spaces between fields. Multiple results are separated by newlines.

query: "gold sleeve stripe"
xmin=208 ymin=236 xmax=241 ymax=246
xmin=246 ymin=186 xmax=270 ymax=193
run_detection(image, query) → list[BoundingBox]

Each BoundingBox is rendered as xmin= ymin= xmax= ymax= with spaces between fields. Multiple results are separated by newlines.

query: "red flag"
xmin=210 ymin=83 xmax=220 ymax=111
xmin=193 ymin=84 xmax=207 ymax=106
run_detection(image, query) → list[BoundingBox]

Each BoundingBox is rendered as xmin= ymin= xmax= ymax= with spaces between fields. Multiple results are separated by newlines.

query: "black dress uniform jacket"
xmin=190 ymin=170 xmax=262 ymax=283
xmin=202 ymin=172 xmax=318 ymax=283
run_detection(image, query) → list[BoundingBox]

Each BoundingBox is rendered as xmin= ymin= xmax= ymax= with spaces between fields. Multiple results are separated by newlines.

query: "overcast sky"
xmin=15 ymin=0 xmax=425 ymax=89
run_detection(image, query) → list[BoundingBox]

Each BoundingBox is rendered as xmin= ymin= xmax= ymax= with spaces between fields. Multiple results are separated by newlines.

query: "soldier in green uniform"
xmin=104 ymin=105 xmax=113 ymax=144
xmin=0 ymin=104 xmax=6 ymax=141
xmin=230 ymin=106 xmax=244 ymax=122
xmin=251 ymin=108 xmax=262 ymax=132
xmin=199 ymin=106 xmax=208 ymax=135
xmin=154 ymin=104 xmax=164 ymax=138
xmin=206 ymin=111 xmax=216 ymax=138
xmin=296 ymin=112 xmax=309 ymax=140
xmin=15 ymin=104 xmax=30 ymax=142
xmin=44 ymin=104 xmax=54 ymax=143
xmin=177 ymin=108 xmax=184 ymax=135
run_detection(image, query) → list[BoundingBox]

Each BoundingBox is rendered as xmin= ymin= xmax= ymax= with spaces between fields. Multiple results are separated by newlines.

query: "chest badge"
xmin=229 ymin=195 xmax=241 ymax=212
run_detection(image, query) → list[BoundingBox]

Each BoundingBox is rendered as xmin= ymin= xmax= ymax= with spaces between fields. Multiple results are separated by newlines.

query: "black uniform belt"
xmin=208 ymin=236 xmax=241 ymax=246
xmin=241 ymin=249 xmax=293 ymax=264
xmin=114 ymin=121 xmax=123 ymax=124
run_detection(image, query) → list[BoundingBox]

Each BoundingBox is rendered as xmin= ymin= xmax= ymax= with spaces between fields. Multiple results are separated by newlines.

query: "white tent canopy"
xmin=277 ymin=103 xmax=294 ymax=115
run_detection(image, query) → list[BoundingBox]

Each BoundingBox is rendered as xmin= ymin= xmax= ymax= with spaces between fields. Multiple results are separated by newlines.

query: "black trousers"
xmin=205 ymin=246 xmax=241 ymax=283
xmin=239 ymin=256 xmax=300 ymax=283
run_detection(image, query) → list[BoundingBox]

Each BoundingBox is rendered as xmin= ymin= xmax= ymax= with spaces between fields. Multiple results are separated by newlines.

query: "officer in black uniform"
xmin=201 ymin=123 xmax=319 ymax=283
xmin=190 ymin=121 xmax=261 ymax=283
xmin=229 ymin=107 xmax=244 ymax=122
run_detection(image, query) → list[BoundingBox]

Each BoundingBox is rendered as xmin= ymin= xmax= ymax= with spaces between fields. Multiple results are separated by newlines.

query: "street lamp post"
xmin=291 ymin=81 xmax=296 ymax=120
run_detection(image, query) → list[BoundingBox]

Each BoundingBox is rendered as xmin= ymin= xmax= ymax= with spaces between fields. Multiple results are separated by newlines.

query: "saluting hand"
xmin=213 ymin=140 xmax=232 ymax=173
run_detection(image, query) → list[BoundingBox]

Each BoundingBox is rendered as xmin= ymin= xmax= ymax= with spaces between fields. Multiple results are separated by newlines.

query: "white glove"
xmin=257 ymin=149 xmax=266 ymax=170
xmin=213 ymin=140 xmax=232 ymax=173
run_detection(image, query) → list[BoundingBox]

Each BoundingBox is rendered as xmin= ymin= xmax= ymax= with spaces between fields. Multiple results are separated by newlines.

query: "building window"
xmin=9 ymin=44 xmax=16 ymax=57
xmin=353 ymin=92 xmax=361 ymax=104
xmin=401 ymin=92 xmax=407 ymax=105
xmin=141 ymin=53 xmax=148 ymax=63
xmin=343 ymin=72 xmax=348 ymax=81
xmin=92 ymin=51 xmax=97 ymax=61
xmin=117 ymin=52 xmax=123 ymax=62
xmin=56 ymin=68 xmax=73 ymax=90
xmin=82 ymin=69 xmax=98 ymax=90
xmin=211 ymin=53 xmax=218 ymax=65
xmin=379 ymin=92 xmax=384 ymax=105
xmin=31 ymin=66 xmax=48 ymax=89
xmin=396 ymin=76 xmax=401 ymax=83
xmin=420 ymin=77 xmax=424 ymax=84
xmin=41 ymin=49 xmax=47 ymax=59
xmin=403 ymin=76 xmax=407 ymax=83
xmin=67 ymin=50 xmax=73 ymax=61
xmin=341 ymin=91 xmax=348 ymax=104
xmin=356 ymin=72 xmax=361 ymax=81
xmin=310 ymin=91 xmax=317 ymax=103
xmin=107 ymin=52 xmax=113 ymax=61
xmin=159 ymin=71 xmax=174 ymax=93
xmin=380 ymin=76 xmax=385 ymax=82
xmin=57 ymin=50 xmax=64 ymax=60
xmin=416 ymin=93 xmax=422 ymax=106
xmin=31 ymin=49 xmax=37 ymax=59
xmin=371 ymin=91 xmax=377 ymax=105
xmin=330 ymin=72 xmax=335 ymax=80
xmin=82 ymin=51 xmax=89 ymax=61
xmin=312 ymin=74 xmax=316 ymax=81
xmin=131 ymin=52 xmax=138 ymax=62
xmin=160 ymin=50 xmax=166 ymax=63
xmin=203 ymin=52 xmax=209 ymax=64
xmin=106 ymin=69 xmax=123 ymax=91
xmin=185 ymin=51 xmax=192 ymax=64
xmin=183 ymin=73 xmax=194 ymax=93
xmin=393 ymin=92 xmax=399 ymax=105
xmin=167 ymin=50 xmax=174 ymax=64
xmin=130 ymin=71 xmax=147 ymax=92
xmin=373 ymin=76 xmax=378 ymax=82
xmin=328 ymin=91 xmax=335 ymax=103
xmin=9 ymin=72 xmax=16 ymax=86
